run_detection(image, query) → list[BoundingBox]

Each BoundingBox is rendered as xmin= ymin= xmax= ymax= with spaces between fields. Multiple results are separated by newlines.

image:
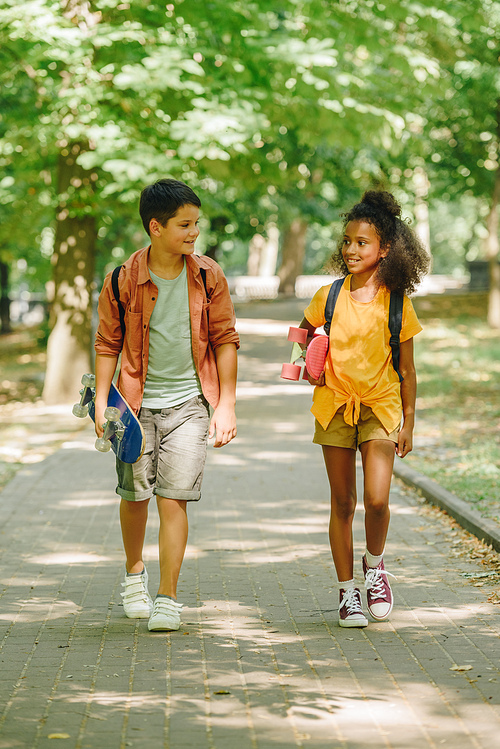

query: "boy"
xmin=94 ymin=179 xmax=239 ymax=631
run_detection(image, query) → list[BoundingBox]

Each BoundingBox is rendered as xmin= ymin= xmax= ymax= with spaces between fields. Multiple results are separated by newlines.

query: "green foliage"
xmin=428 ymin=196 xmax=491 ymax=273
xmin=411 ymin=293 xmax=500 ymax=519
xmin=0 ymin=0 xmax=498 ymax=292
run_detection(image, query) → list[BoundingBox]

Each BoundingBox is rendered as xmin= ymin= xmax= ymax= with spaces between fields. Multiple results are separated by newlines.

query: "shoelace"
xmin=364 ymin=567 xmax=396 ymax=600
xmin=340 ymin=588 xmax=363 ymax=615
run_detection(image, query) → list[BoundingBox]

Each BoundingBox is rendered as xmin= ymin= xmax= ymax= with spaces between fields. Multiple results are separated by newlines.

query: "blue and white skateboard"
xmin=73 ymin=374 xmax=145 ymax=464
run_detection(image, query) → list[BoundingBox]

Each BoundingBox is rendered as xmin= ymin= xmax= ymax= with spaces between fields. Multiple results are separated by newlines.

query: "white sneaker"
xmin=148 ymin=597 xmax=183 ymax=631
xmin=120 ymin=567 xmax=154 ymax=619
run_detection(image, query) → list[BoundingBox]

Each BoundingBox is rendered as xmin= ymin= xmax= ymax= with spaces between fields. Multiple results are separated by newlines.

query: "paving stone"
xmin=1 ymin=299 xmax=500 ymax=748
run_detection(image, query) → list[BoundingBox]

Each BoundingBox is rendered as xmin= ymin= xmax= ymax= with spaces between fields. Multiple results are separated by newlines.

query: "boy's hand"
xmin=94 ymin=399 xmax=107 ymax=439
xmin=396 ymin=424 xmax=413 ymax=458
xmin=209 ymin=403 xmax=237 ymax=448
xmin=306 ymin=370 xmax=325 ymax=387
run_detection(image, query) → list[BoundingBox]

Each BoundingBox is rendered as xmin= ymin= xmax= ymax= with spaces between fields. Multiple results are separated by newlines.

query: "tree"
xmin=3 ymin=0 xmax=314 ymax=396
xmin=0 ymin=0 xmax=265 ymax=399
xmin=485 ymin=114 xmax=500 ymax=328
xmin=1 ymin=0 xmax=498 ymax=399
xmin=412 ymin=1 xmax=499 ymax=322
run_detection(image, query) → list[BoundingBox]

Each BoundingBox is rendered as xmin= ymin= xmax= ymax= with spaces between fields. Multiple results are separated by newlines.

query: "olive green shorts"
xmin=313 ymin=404 xmax=399 ymax=450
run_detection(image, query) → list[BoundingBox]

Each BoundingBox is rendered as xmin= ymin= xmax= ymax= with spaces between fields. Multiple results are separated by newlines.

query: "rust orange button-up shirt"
xmin=94 ymin=247 xmax=240 ymax=414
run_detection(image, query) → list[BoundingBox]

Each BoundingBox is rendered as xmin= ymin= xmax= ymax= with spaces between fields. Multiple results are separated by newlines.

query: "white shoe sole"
xmin=124 ymin=606 xmax=154 ymax=619
xmin=148 ymin=617 xmax=180 ymax=631
xmin=339 ymin=616 xmax=368 ymax=628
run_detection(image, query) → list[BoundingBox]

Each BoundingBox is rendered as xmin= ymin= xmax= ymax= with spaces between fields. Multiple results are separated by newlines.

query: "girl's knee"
xmin=364 ymin=493 xmax=390 ymax=518
xmin=331 ymin=492 xmax=356 ymax=520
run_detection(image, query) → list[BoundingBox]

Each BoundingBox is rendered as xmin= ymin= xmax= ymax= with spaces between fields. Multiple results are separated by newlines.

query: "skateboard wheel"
xmin=72 ymin=403 xmax=88 ymax=418
xmin=287 ymin=327 xmax=308 ymax=344
xmin=305 ymin=335 xmax=329 ymax=380
xmin=95 ymin=437 xmax=112 ymax=452
xmin=81 ymin=373 xmax=95 ymax=387
xmin=104 ymin=406 xmax=121 ymax=421
xmin=281 ymin=363 xmax=302 ymax=381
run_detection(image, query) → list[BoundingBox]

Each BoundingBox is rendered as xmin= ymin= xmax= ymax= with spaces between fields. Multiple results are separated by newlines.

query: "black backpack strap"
xmin=323 ymin=277 xmax=345 ymax=336
xmin=199 ymin=265 xmax=211 ymax=330
xmin=111 ymin=265 xmax=125 ymax=340
xmin=324 ymin=277 xmax=404 ymax=381
xmin=389 ymin=291 xmax=404 ymax=381
xmin=199 ymin=266 xmax=208 ymax=300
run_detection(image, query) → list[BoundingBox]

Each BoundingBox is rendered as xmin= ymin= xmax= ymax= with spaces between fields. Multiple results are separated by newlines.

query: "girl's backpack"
xmin=324 ymin=278 xmax=404 ymax=381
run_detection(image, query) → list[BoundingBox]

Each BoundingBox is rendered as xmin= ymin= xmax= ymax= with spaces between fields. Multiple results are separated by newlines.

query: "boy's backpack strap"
xmin=323 ymin=277 xmax=345 ymax=336
xmin=199 ymin=266 xmax=209 ymax=300
xmin=111 ymin=265 xmax=125 ymax=340
xmin=388 ymin=291 xmax=404 ymax=382
xmin=199 ymin=264 xmax=213 ymax=329
xmin=110 ymin=262 xmax=210 ymax=342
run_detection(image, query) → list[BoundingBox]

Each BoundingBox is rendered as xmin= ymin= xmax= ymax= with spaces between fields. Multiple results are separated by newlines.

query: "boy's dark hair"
xmin=139 ymin=178 xmax=201 ymax=235
xmin=328 ymin=190 xmax=430 ymax=295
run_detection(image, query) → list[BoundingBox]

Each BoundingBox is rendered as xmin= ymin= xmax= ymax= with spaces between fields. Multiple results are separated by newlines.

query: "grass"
xmin=0 ymin=327 xmax=47 ymax=490
xmin=411 ymin=292 xmax=500 ymax=522
xmin=0 ymin=326 xmax=46 ymax=405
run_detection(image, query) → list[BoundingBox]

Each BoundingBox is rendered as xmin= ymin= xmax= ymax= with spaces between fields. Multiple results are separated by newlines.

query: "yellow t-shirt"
xmin=303 ymin=276 xmax=423 ymax=433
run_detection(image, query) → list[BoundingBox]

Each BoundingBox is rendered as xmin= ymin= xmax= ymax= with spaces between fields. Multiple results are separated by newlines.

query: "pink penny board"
xmin=305 ymin=335 xmax=329 ymax=379
xmin=281 ymin=327 xmax=329 ymax=381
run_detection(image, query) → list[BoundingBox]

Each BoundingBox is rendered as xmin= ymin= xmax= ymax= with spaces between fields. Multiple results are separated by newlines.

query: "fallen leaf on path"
xmin=450 ymin=664 xmax=473 ymax=672
xmin=48 ymin=734 xmax=70 ymax=740
xmin=213 ymin=689 xmax=231 ymax=695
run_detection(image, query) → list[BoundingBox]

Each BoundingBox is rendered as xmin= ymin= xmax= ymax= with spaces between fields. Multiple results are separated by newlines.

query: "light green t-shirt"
xmin=142 ymin=263 xmax=203 ymax=408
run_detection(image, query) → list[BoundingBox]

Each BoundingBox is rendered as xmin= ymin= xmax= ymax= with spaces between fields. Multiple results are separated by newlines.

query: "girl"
xmin=300 ymin=190 xmax=429 ymax=627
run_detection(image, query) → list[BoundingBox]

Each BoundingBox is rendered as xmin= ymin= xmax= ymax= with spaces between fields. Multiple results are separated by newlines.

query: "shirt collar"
xmin=136 ymin=246 xmax=152 ymax=285
xmin=136 ymin=246 xmax=202 ymax=283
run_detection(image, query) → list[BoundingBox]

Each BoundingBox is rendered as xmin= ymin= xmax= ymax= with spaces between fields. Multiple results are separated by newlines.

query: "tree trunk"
xmin=42 ymin=145 xmax=96 ymax=404
xmin=247 ymin=223 xmax=279 ymax=276
xmin=278 ymin=218 xmax=308 ymax=296
xmin=486 ymin=164 xmax=500 ymax=329
xmin=259 ymin=223 xmax=279 ymax=276
xmin=0 ymin=261 xmax=11 ymax=334
xmin=247 ymin=233 xmax=265 ymax=275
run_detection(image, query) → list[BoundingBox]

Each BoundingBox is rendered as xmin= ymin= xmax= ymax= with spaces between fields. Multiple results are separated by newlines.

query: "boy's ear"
xmin=149 ymin=218 xmax=162 ymax=236
xmin=379 ymin=244 xmax=390 ymax=259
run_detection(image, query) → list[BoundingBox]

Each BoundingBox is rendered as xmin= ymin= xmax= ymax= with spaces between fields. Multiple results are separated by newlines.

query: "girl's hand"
xmin=396 ymin=425 xmax=413 ymax=458
xmin=306 ymin=370 xmax=325 ymax=387
xmin=297 ymin=317 xmax=325 ymax=386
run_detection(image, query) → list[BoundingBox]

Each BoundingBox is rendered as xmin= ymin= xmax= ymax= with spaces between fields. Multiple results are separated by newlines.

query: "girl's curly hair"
xmin=327 ymin=190 xmax=431 ymax=295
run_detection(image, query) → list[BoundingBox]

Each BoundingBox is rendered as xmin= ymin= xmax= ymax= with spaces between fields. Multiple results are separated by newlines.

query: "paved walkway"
xmin=1 ymin=299 xmax=500 ymax=749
